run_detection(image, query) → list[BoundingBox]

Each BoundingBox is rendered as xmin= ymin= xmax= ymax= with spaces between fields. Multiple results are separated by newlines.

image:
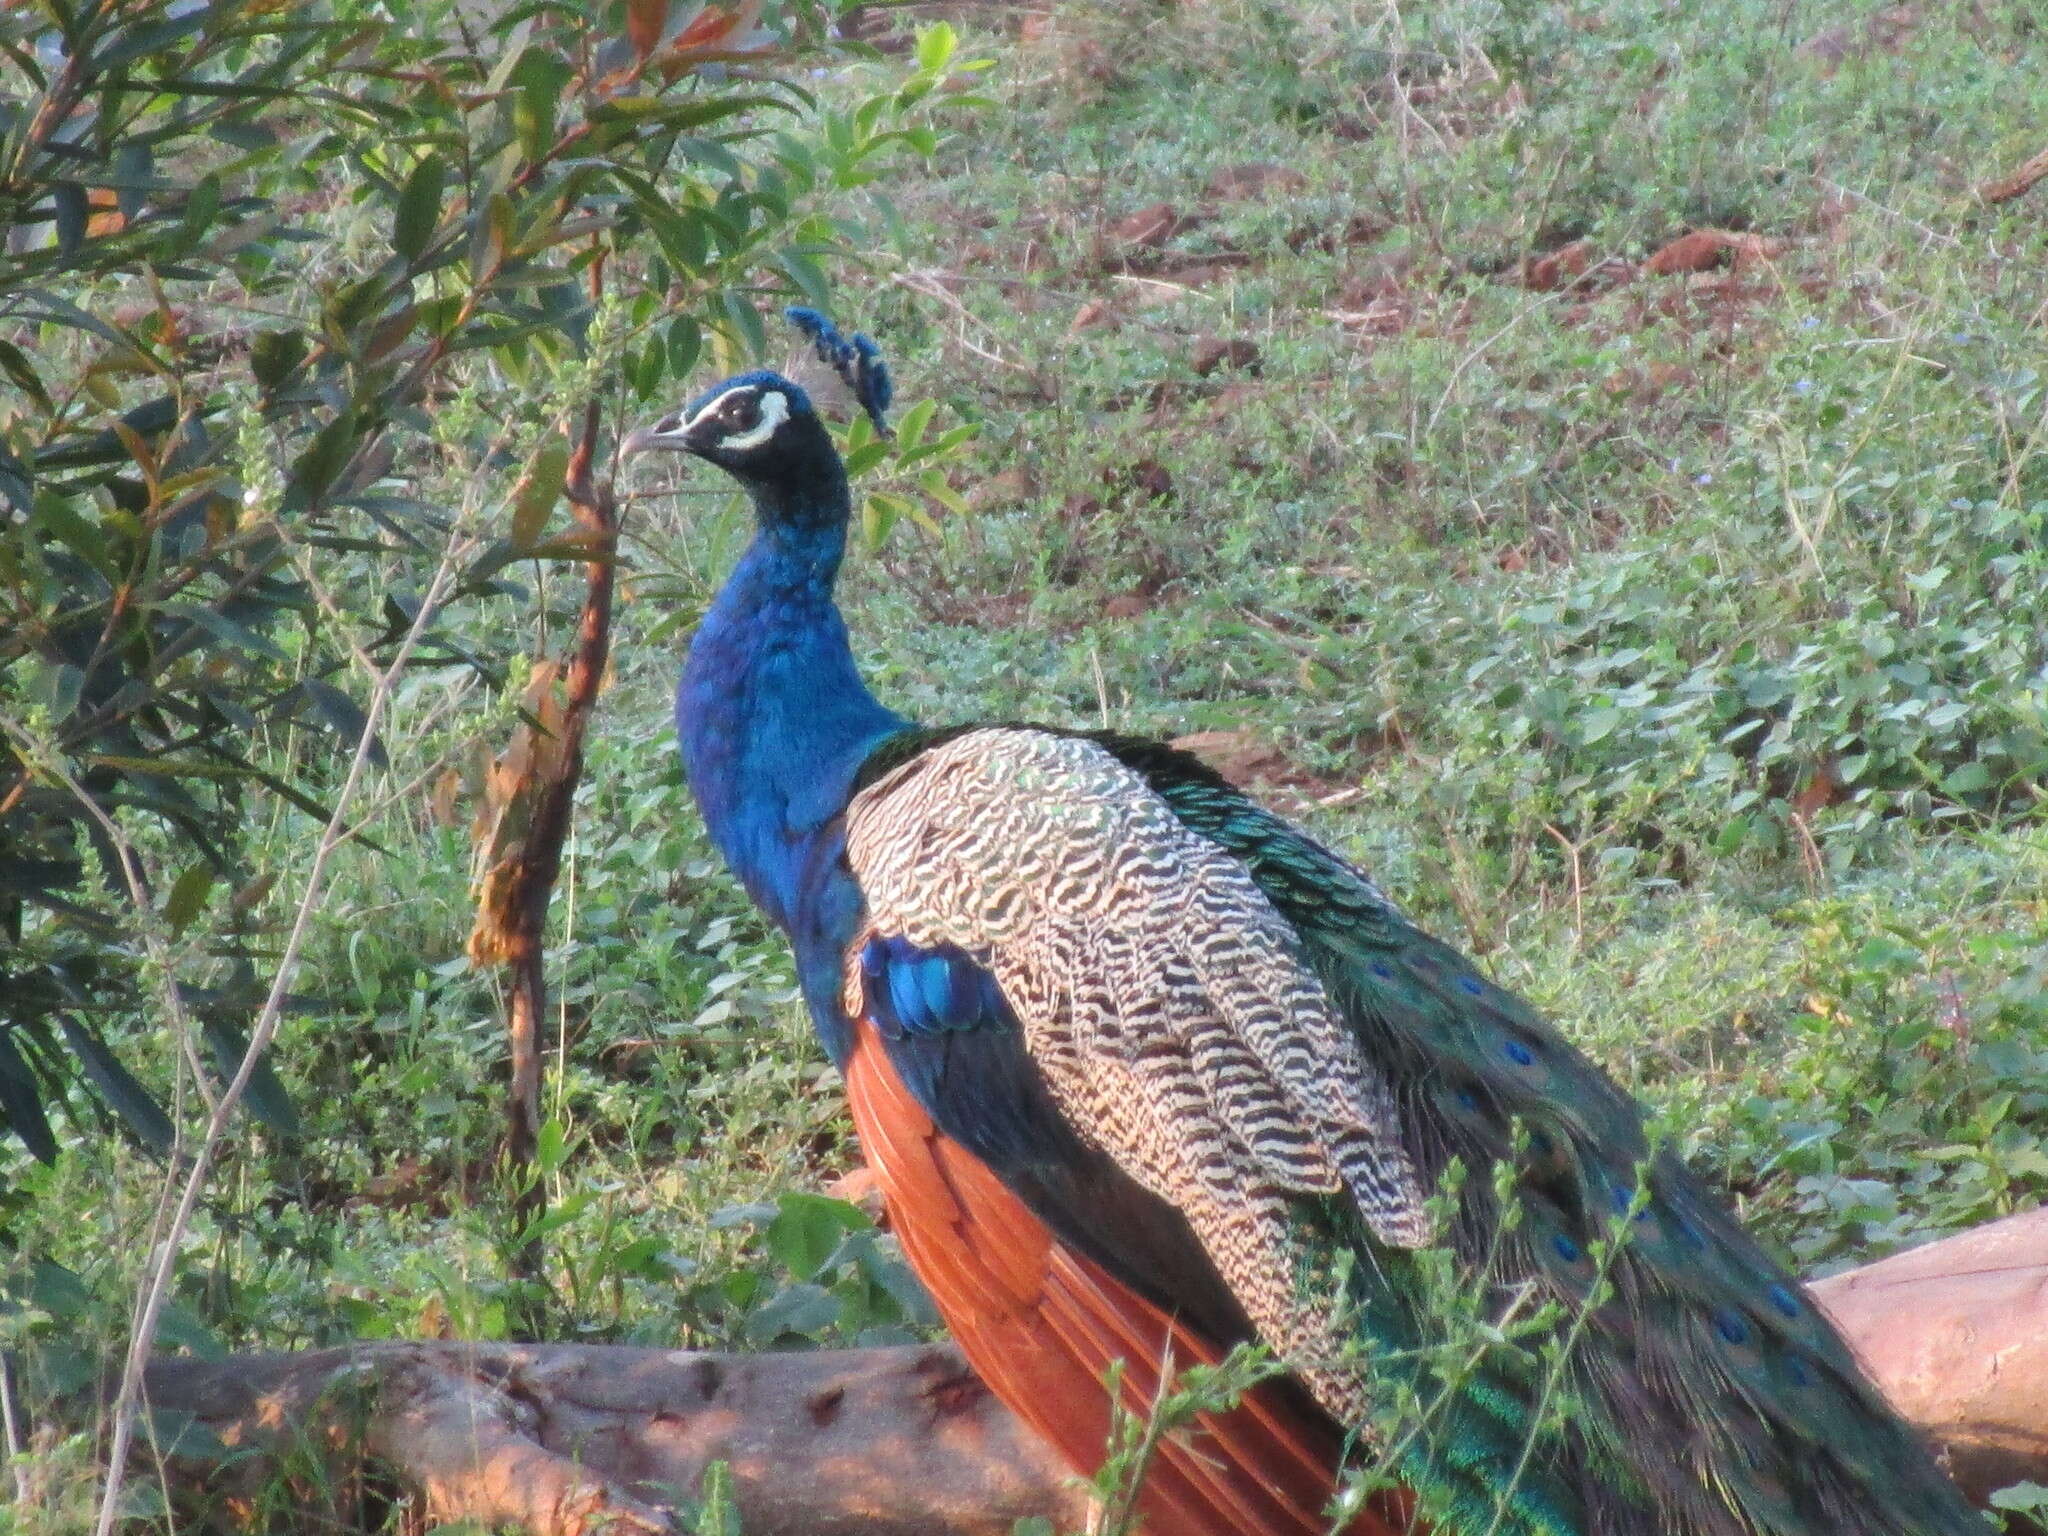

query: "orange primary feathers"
xmin=843 ymin=1018 xmax=1411 ymax=1536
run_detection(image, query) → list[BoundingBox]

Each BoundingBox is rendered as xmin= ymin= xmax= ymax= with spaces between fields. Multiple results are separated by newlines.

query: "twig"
xmin=1420 ymin=286 xmax=1561 ymax=444
xmin=1107 ymin=272 xmax=1216 ymax=302
xmin=1803 ymin=172 xmax=1958 ymax=249
xmin=1979 ymin=145 xmax=2048 ymax=204
xmin=1094 ymin=1344 xmax=1178 ymax=1536
xmin=461 ymin=248 xmax=624 ymax=1314
xmin=2 ymin=1351 xmax=29 ymax=1506
xmin=1789 ymin=809 xmax=1826 ymax=893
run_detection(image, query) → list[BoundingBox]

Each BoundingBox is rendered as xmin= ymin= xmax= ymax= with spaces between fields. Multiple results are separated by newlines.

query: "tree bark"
xmin=70 ymin=1206 xmax=2048 ymax=1535
xmin=464 ymin=390 xmax=621 ymax=1309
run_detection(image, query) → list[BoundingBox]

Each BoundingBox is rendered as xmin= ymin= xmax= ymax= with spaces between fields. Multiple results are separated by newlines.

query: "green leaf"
xmin=722 ymin=290 xmax=766 ymax=359
xmin=893 ymin=396 xmax=936 ymax=450
xmin=1578 ymin=707 xmax=1622 ymax=744
xmin=15 ymin=288 xmax=131 ymax=351
xmin=632 ymin=335 xmax=665 ymax=399
xmin=861 ymin=494 xmax=904 ymax=549
xmin=300 ymin=679 xmax=387 ymax=769
xmin=915 ymin=20 xmax=958 ymax=74
xmin=1941 ymin=762 xmax=1991 ymax=795
xmin=59 ymin=1017 xmax=174 ymax=1156
xmin=918 ymin=468 xmax=967 ymax=516
xmin=677 ymin=134 xmax=742 ymax=182
xmin=25 ymin=657 xmax=85 ymax=721
xmin=0 ymin=1028 xmax=57 ymax=1164
xmin=166 ymin=601 xmax=290 ymax=663
xmin=199 ymin=1016 xmax=299 ymax=1139
xmin=393 ymin=153 xmax=446 ymax=263
xmin=843 ymin=440 xmax=891 ymax=478
xmin=775 ymin=247 xmax=830 ymax=308
xmin=0 ymin=337 xmax=52 ymax=412
xmin=1989 ymin=1482 xmax=2048 ymax=1514
xmin=149 ymin=1304 xmax=226 ymax=1364
xmin=766 ymin=1192 xmax=859 ymax=1281
xmin=52 ymin=183 xmax=87 ymax=255
xmin=511 ymin=48 xmax=566 ymax=160
xmin=250 ymin=329 xmax=307 ymax=393
xmin=470 ymin=191 xmax=513 ymax=278
xmin=589 ymin=94 xmax=784 ymax=130
xmin=32 ymin=492 xmax=119 ymax=582
xmin=694 ymin=1461 xmax=741 ymax=1536
xmin=746 ymin=1282 xmax=841 ymax=1343
xmin=709 ymin=1201 xmax=779 ymax=1230
xmin=96 ymin=9 xmax=211 ymax=68
xmin=163 ymin=861 xmax=217 ymax=936
xmin=509 ymin=441 xmax=568 ymax=550
xmin=27 ymin=1260 xmax=92 ymax=1316
xmin=176 ymin=174 xmax=220 ymax=251
xmin=536 ymin=1116 xmax=570 ymax=1176
xmin=280 ymin=406 xmax=362 ymax=513
xmin=666 ymin=314 xmax=701 ymax=379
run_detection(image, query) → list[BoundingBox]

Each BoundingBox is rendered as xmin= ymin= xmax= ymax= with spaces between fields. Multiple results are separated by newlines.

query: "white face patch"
xmin=681 ymin=385 xmax=790 ymax=453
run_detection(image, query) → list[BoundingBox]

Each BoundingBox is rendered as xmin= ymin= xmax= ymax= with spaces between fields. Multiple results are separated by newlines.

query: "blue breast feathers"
xmin=858 ymin=934 xmax=1007 ymax=1039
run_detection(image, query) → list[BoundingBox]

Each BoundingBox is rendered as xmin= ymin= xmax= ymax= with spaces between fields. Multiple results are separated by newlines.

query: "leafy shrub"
xmin=0 ymin=0 xmax=965 ymax=1169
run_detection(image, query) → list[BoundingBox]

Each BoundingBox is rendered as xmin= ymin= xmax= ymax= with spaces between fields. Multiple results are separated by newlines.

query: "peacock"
xmin=622 ymin=308 xmax=1984 ymax=1536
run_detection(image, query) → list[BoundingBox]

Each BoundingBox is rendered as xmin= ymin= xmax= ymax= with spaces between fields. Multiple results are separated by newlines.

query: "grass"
xmin=5 ymin=0 xmax=2047 ymax=1525
xmin=832 ymin=0 xmax=2048 ymax=1270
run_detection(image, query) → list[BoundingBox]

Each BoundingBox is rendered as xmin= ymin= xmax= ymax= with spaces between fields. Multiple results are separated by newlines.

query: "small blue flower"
xmin=1793 ymin=379 xmax=1813 ymax=395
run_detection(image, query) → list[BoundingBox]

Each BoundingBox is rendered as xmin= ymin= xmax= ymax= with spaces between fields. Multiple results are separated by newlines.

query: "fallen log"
xmin=127 ymin=1340 xmax=1081 ymax=1536
xmin=70 ymin=1206 xmax=2048 ymax=1534
xmin=1808 ymin=1204 xmax=2048 ymax=1504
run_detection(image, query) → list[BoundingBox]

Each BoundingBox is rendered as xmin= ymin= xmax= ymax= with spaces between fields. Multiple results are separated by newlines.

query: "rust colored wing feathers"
xmin=844 ymin=1019 xmax=1409 ymax=1536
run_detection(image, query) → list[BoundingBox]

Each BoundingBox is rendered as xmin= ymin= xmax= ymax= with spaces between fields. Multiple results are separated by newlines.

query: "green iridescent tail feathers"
xmin=1108 ymin=734 xmax=1984 ymax=1536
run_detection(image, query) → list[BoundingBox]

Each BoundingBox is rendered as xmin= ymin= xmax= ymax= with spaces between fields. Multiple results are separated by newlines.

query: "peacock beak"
xmin=620 ymin=410 xmax=710 ymax=458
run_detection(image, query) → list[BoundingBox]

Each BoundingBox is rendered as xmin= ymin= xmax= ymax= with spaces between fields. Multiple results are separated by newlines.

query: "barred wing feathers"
xmin=842 ymin=725 xmax=1982 ymax=1536
xmin=846 ymin=730 xmax=1432 ymax=1409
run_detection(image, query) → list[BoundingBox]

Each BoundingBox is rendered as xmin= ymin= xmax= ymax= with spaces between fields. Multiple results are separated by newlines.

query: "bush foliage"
xmin=0 ymin=0 xmax=963 ymax=1169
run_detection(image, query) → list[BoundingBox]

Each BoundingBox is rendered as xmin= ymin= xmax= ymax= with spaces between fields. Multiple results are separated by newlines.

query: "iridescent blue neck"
xmin=675 ymin=476 xmax=906 ymax=937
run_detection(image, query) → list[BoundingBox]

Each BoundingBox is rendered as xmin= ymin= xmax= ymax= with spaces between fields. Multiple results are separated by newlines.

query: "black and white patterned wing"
xmin=842 ymin=727 xmax=1431 ymax=1414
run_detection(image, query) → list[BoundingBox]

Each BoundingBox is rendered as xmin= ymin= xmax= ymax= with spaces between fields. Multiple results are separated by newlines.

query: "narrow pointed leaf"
xmin=300 ymin=678 xmax=387 ymax=769
xmin=509 ymin=441 xmax=568 ymax=550
xmin=393 ymin=153 xmax=445 ymax=262
xmin=59 ymin=1017 xmax=174 ymax=1156
xmin=199 ymin=1016 xmax=299 ymax=1138
xmin=163 ymin=861 xmax=217 ymax=935
xmin=0 ymin=1029 xmax=58 ymax=1164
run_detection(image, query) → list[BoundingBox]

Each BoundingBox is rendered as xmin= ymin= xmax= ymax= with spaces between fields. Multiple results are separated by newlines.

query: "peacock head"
xmin=622 ymin=307 xmax=892 ymax=504
xmin=621 ymin=369 xmax=835 ymax=494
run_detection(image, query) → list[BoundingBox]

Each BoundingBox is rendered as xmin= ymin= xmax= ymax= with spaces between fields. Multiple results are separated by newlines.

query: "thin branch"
xmin=1 ymin=1352 xmax=29 ymax=1507
xmin=1979 ymin=145 xmax=2048 ymax=204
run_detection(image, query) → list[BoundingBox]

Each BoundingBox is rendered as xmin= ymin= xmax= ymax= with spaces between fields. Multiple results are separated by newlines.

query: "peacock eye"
xmin=726 ymin=395 xmax=760 ymax=431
